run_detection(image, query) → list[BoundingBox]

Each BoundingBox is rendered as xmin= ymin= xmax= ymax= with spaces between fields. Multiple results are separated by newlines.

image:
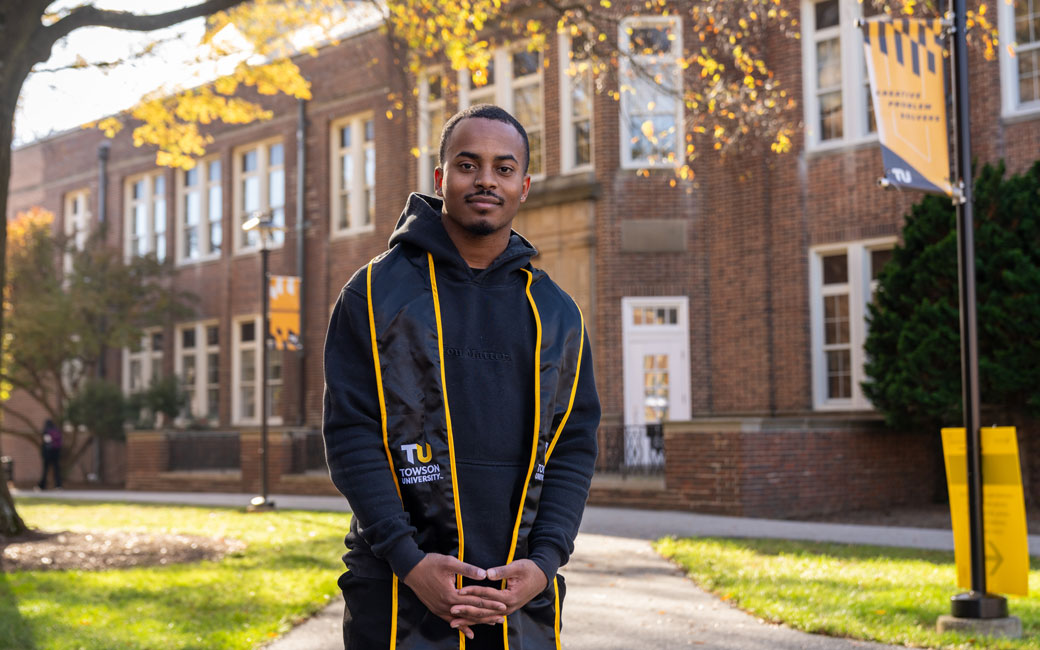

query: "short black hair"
xmin=438 ymin=104 xmax=530 ymax=174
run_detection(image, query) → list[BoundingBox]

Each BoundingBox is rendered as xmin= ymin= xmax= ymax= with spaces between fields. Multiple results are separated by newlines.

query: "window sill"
xmin=176 ymin=254 xmax=222 ymax=267
xmin=330 ymin=226 xmax=376 ymax=241
xmin=1001 ymin=106 xmax=1040 ymax=125
xmin=233 ymin=243 xmax=286 ymax=257
xmin=803 ymin=135 xmax=879 ymax=159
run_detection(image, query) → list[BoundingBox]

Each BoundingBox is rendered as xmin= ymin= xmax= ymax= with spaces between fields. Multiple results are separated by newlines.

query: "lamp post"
xmin=242 ymin=211 xmax=277 ymax=512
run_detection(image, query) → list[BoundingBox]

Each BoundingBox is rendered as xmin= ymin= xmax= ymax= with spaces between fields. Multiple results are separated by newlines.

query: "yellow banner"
xmin=941 ymin=427 xmax=1029 ymax=596
xmin=269 ymin=275 xmax=301 ymax=351
xmin=861 ymin=18 xmax=953 ymax=195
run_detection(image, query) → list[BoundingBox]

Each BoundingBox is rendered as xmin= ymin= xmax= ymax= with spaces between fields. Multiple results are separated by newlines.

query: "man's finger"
xmin=458 ymin=585 xmax=510 ymax=602
xmin=452 ymin=614 xmax=506 ymax=627
xmin=445 ymin=557 xmax=488 ymax=581
xmin=449 ymin=622 xmax=475 ymax=640
xmin=485 ymin=563 xmax=519 ymax=581
xmin=452 ymin=593 xmax=507 ymax=610
xmin=450 ymin=604 xmax=509 ymax=620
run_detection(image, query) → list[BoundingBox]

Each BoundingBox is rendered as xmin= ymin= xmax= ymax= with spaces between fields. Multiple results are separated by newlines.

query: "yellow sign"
xmin=861 ymin=18 xmax=953 ymax=195
xmin=941 ymin=427 xmax=1029 ymax=596
xmin=269 ymin=275 xmax=301 ymax=350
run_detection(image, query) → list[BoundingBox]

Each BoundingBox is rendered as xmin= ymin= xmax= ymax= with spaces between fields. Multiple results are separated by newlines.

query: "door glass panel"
xmin=642 ymin=353 xmax=670 ymax=423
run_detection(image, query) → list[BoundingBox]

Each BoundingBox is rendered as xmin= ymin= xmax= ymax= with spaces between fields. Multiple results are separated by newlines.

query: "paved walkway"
xmin=15 ymin=489 xmax=1039 ymax=649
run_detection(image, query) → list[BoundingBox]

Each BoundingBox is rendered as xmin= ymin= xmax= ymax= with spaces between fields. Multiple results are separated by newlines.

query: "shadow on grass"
xmin=686 ymin=536 xmax=961 ymax=567
xmin=0 ymin=570 xmax=37 ymax=650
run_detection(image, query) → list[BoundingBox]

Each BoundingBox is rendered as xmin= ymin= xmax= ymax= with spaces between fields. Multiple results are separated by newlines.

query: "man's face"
xmin=434 ymin=117 xmax=531 ymax=237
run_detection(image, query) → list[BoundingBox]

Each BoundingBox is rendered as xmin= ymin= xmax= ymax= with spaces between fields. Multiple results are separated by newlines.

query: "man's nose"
xmin=474 ymin=166 xmax=497 ymax=189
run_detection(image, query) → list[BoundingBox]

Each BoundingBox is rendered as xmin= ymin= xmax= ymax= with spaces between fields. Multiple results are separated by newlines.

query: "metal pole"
xmin=260 ymin=244 xmax=270 ymax=505
xmin=296 ymin=98 xmax=307 ymax=426
xmin=948 ymin=0 xmax=1006 ymax=619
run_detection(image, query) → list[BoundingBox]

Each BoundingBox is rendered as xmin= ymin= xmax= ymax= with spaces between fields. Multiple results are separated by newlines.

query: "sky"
xmin=15 ymin=1 xmax=220 ymax=147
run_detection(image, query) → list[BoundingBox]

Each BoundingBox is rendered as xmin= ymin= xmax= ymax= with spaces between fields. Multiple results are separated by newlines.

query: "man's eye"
xmin=498 ymin=167 xmax=514 ymax=174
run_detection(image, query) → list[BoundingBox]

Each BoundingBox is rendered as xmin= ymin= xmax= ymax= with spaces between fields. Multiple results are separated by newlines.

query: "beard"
xmin=463 ymin=219 xmax=498 ymax=236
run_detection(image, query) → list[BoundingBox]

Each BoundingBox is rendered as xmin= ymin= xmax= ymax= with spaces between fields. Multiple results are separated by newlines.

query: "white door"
xmin=622 ymin=298 xmax=690 ymax=469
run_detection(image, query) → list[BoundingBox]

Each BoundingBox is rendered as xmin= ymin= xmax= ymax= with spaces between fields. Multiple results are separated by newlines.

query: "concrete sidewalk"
xmin=14 ymin=489 xmax=1036 ymax=649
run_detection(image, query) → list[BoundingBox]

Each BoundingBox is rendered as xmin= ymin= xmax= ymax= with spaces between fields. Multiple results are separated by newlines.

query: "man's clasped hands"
xmin=402 ymin=553 xmax=548 ymax=639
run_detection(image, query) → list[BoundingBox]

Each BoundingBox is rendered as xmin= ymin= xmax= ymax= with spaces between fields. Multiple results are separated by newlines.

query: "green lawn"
xmin=2 ymin=499 xmax=351 ymax=650
xmin=656 ymin=537 xmax=1040 ymax=650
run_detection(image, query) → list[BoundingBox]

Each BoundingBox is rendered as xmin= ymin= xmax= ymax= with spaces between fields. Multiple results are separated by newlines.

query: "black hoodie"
xmin=322 ymin=193 xmax=600 ymax=585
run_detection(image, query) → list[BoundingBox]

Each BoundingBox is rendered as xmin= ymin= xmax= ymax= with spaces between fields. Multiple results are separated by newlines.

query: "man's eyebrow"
xmin=455 ymin=151 xmax=519 ymax=164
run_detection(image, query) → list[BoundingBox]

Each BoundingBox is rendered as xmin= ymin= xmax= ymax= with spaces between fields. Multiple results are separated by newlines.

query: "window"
xmin=418 ymin=70 xmax=447 ymax=194
xmin=457 ymin=45 xmax=545 ymax=176
xmin=176 ymin=157 xmax=223 ymax=263
xmin=123 ymin=328 xmax=164 ymax=395
xmin=809 ymin=238 xmax=895 ymax=409
xmin=234 ymin=140 xmax=285 ymax=252
xmin=232 ymin=316 xmax=283 ymax=425
xmin=559 ymin=31 xmax=594 ymax=173
xmin=802 ymin=0 xmax=878 ymax=148
xmin=63 ymin=189 xmax=90 ymax=274
xmin=175 ymin=322 xmax=221 ymax=423
xmin=618 ymin=16 xmax=683 ymax=168
xmin=999 ymin=0 xmax=1040 ymax=116
xmin=124 ymin=172 xmax=168 ymax=262
xmin=330 ymin=114 xmax=376 ymax=236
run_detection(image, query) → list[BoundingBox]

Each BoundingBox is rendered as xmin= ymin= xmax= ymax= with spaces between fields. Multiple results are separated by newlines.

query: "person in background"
xmin=38 ymin=419 xmax=62 ymax=490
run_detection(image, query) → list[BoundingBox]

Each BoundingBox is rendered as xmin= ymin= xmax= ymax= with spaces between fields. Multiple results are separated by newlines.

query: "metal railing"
xmin=166 ymin=431 xmax=241 ymax=472
xmin=289 ymin=430 xmax=328 ymax=474
xmin=596 ymin=424 xmax=665 ymax=476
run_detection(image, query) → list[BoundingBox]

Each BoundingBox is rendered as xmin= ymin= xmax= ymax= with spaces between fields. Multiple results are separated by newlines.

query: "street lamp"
xmin=242 ymin=210 xmax=279 ymax=512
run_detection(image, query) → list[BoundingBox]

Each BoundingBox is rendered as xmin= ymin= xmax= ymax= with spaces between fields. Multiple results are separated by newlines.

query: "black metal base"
xmin=246 ymin=496 xmax=276 ymax=512
xmin=950 ymin=592 xmax=1008 ymax=619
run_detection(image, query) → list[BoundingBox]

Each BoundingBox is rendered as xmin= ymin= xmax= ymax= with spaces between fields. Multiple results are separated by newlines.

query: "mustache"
xmin=465 ymin=190 xmax=504 ymax=203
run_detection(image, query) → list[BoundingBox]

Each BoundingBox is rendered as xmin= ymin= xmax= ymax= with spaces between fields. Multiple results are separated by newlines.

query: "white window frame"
xmin=559 ymin=31 xmax=595 ymax=174
xmin=123 ymin=171 xmax=168 ymax=262
xmin=233 ymin=138 xmax=285 ymax=255
xmin=123 ymin=327 xmax=164 ymax=395
xmin=63 ymin=188 xmax=91 ymax=275
xmin=418 ymin=68 xmax=447 ymax=194
xmin=620 ymin=296 xmax=692 ymax=426
xmin=457 ymin=45 xmax=546 ymax=179
xmin=998 ymin=0 xmax=1040 ymax=119
xmin=618 ymin=15 xmax=684 ymax=169
xmin=809 ymin=237 xmax=896 ymax=410
xmin=175 ymin=156 xmax=223 ymax=264
xmin=330 ymin=113 xmax=377 ymax=237
xmin=801 ymin=0 xmax=878 ymax=150
xmin=174 ymin=321 xmax=220 ymax=425
xmin=231 ymin=315 xmax=283 ymax=426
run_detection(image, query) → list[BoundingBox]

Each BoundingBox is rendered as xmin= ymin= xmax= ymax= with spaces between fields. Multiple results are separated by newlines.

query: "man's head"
xmin=434 ymin=105 xmax=531 ymax=239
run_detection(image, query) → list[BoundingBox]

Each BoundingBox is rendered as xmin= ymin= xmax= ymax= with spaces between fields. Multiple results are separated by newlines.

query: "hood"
xmin=388 ymin=193 xmax=537 ymax=282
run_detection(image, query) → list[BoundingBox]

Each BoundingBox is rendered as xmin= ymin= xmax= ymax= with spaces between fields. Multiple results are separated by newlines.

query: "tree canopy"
xmin=863 ymin=161 xmax=1040 ymax=431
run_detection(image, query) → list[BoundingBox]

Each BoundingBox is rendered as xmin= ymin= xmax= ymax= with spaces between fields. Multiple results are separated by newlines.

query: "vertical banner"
xmin=269 ymin=275 xmax=302 ymax=350
xmin=941 ymin=427 xmax=1030 ymax=597
xmin=861 ymin=18 xmax=953 ymax=195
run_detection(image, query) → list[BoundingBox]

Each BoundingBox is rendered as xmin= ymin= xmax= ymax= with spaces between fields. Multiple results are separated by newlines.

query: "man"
xmin=323 ymin=104 xmax=599 ymax=649
xmin=37 ymin=419 xmax=62 ymax=490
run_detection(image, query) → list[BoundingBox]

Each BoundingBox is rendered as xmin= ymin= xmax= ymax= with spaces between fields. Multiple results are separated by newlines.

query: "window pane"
xmin=513 ymin=84 xmax=542 ymax=127
xmin=185 ymin=168 xmax=199 ymax=187
xmin=871 ymin=249 xmax=893 ymax=280
xmin=512 ymin=50 xmax=539 ymax=78
xmin=182 ymin=327 xmax=196 ymax=349
xmin=241 ymin=321 xmax=255 ymax=342
xmin=574 ymin=119 xmax=591 ymax=167
xmin=528 ymin=131 xmax=543 ymax=176
xmin=269 ymin=143 xmax=284 ymax=167
xmin=629 ymin=25 xmax=672 ymax=55
xmin=1018 ymin=50 xmax=1040 ymax=104
xmin=133 ymin=180 xmax=145 ymax=200
xmin=816 ymin=0 xmax=840 ymax=30
xmin=822 ymin=253 xmax=848 ymax=284
xmin=826 ymin=349 xmax=852 ymax=399
xmin=207 ymin=352 xmax=220 ymax=385
xmin=817 ymin=38 xmax=842 ymax=89
xmin=151 ymin=332 xmax=163 ymax=351
xmin=207 ymin=388 xmax=219 ymax=420
xmin=364 ymin=119 xmax=374 ymax=142
xmin=824 ymin=294 xmax=850 ymax=345
xmin=182 ymin=354 xmax=196 ymax=384
xmin=628 ymin=115 xmax=676 ymax=163
xmin=341 ymin=124 xmax=352 ymax=149
xmin=819 ymin=91 xmax=843 ymax=140
xmin=244 ymin=176 xmax=260 ymax=212
xmin=243 ymin=149 xmax=258 ymax=172
xmin=341 ymin=153 xmax=353 ymax=191
xmin=207 ymin=325 xmax=219 ymax=346
xmin=470 ymin=59 xmax=495 ymax=88
xmin=428 ymin=73 xmax=443 ymax=101
xmin=209 ymin=160 xmax=221 ymax=182
xmin=269 ymin=168 xmax=285 ymax=208
xmin=186 ymin=191 xmax=200 ymax=226
xmin=240 ymin=348 xmax=255 ymax=383
xmin=153 ymin=175 xmax=165 ymax=195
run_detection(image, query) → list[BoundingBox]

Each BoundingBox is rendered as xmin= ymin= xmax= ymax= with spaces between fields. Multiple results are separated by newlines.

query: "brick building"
xmin=5 ymin=0 xmax=1039 ymax=515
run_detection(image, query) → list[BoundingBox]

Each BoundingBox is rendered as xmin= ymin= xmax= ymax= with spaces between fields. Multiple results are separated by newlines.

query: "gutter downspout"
xmin=296 ymin=98 xmax=307 ymax=426
xmin=94 ymin=141 xmax=110 ymax=483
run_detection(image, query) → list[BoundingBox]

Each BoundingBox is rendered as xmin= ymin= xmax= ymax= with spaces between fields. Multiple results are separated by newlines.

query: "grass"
xmin=2 ymin=499 xmax=351 ymax=650
xmin=656 ymin=537 xmax=1040 ymax=650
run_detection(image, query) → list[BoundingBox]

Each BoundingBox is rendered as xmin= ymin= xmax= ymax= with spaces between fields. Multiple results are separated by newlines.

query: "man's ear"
xmin=434 ymin=167 xmax=444 ymax=195
xmin=520 ymin=174 xmax=531 ymax=202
